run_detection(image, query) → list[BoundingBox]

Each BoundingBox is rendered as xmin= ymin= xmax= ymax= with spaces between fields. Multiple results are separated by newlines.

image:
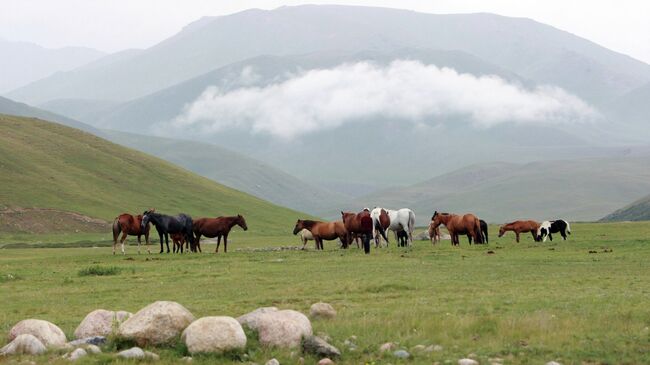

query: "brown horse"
xmin=293 ymin=219 xmax=348 ymax=250
xmin=170 ymin=233 xmax=186 ymax=253
xmin=112 ymin=213 xmax=151 ymax=255
xmin=342 ymin=211 xmax=387 ymax=254
xmin=430 ymin=211 xmax=483 ymax=246
xmin=193 ymin=215 xmax=248 ymax=253
xmin=498 ymin=220 xmax=541 ymax=242
xmin=428 ymin=222 xmax=441 ymax=245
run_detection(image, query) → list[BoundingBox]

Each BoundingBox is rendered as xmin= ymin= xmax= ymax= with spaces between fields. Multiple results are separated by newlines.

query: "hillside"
xmin=600 ymin=194 xmax=650 ymax=222
xmin=337 ymin=158 xmax=650 ymax=223
xmin=0 ymin=114 xmax=307 ymax=236
xmin=0 ymin=96 xmax=99 ymax=134
xmin=9 ymin=5 xmax=649 ymax=107
xmin=0 ymin=39 xmax=104 ymax=93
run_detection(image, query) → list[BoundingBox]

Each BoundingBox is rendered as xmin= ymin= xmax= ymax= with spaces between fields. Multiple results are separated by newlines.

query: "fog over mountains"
xmin=3 ymin=5 xmax=650 ymax=221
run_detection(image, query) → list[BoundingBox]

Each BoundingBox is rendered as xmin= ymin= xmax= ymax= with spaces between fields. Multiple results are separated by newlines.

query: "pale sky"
xmin=2 ymin=0 xmax=649 ymax=64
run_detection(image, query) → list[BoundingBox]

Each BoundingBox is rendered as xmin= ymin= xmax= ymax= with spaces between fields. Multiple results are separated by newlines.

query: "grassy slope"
xmin=0 ymin=114 xmax=307 ymax=239
xmin=0 ymin=222 xmax=649 ymax=364
xmin=601 ymin=194 xmax=650 ymax=222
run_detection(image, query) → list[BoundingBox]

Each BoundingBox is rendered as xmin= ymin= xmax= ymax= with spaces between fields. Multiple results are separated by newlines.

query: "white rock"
xmin=181 ymin=356 xmax=193 ymax=362
xmin=145 ymin=350 xmax=160 ymax=361
xmin=546 ymin=362 xmax=562 ymax=365
xmin=68 ymin=348 xmax=87 ymax=361
xmin=117 ymin=346 xmax=145 ymax=359
xmin=458 ymin=359 xmax=479 ymax=365
xmin=118 ymin=301 xmax=194 ymax=346
xmin=318 ymin=358 xmax=335 ymax=365
xmin=74 ymin=309 xmax=132 ymax=339
xmin=432 ymin=344 xmax=444 ymax=352
xmin=239 ymin=309 xmax=311 ymax=348
xmin=0 ymin=334 xmax=47 ymax=355
xmin=85 ymin=344 xmax=101 ymax=354
xmin=8 ymin=319 xmax=67 ymax=347
xmin=309 ymin=302 xmax=336 ymax=319
xmin=266 ymin=359 xmax=280 ymax=365
xmin=237 ymin=307 xmax=278 ymax=329
xmin=412 ymin=344 xmax=426 ymax=352
xmin=181 ymin=316 xmax=246 ymax=354
xmin=379 ymin=342 xmax=396 ymax=352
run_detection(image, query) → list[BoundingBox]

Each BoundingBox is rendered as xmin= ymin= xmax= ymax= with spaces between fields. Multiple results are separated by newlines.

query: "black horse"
xmin=141 ymin=210 xmax=194 ymax=253
xmin=468 ymin=219 xmax=489 ymax=244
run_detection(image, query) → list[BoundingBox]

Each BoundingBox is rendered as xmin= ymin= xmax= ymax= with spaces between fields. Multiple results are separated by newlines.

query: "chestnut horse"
xmin=428 ymin=222 xmax=441 ymax=245
xmin=431 ymin=211 xmax=483 ymax=246
xmin=112 ymin=213 xmax=151 ymax=255
xmin=498 ymin=220 xmax=540 ymax=242
xmin=293 ymin=219 xmax=348 ymax=250
xmin=342 ymin=211 xmax=387 ymax=254
xmin=193 ymin=215 xmax=248 ymax=253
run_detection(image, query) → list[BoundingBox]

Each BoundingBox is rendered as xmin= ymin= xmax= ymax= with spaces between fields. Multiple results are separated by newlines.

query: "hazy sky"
xmin=2 ymin=0 xmax=649 ymax=64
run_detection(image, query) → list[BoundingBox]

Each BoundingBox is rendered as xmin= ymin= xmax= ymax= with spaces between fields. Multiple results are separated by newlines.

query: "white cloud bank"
xmin=171 ymin=60 xmax=599 ymax=139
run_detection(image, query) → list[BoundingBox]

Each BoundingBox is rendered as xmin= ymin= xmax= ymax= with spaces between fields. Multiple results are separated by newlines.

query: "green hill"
xmin=600 ymin=194 xmax=650 ymax=222
xmin=0 ymin=114 xmax=307 ymax=237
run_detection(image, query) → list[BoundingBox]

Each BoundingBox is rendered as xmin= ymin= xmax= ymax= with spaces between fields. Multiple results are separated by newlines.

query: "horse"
xmin=536 ymin=220 xmax=571 ymax=242
xmin=428 ymin=222 xmax=441 ymax=245
xmin=430 ymin=211 xmax=483 ymax=246
xmin=112 ymin=213 xmax=151 ymax=255
xmin=498 ymin=220 xmax=540 ymax=242
xmin=368 ymin=207 xmax=391 ymax=247
xmin=141 ymin=210 xmax=194 ymax=253
xmin=293 ymin=219 xmax=348 ymax=250
xmin=193 ymin=215 xmax=248 ymax=253
xmin=170 ymin=232 xmax=186 ymax=253
xmin=297 ymin=228 xmax=315 ymax=250
xmin=384 ymin=208 xmax=416 ymax=246
xmin=396 ymin=230 xmax=409 ymax=247
xmin=342 ymin=210 xmax=387 ymax=254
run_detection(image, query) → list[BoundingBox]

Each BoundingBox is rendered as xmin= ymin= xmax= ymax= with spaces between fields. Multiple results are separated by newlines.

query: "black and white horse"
xmin=536 ymin=219 xmax=571 ymax=242
xmin=141 ymin=210 xmax=194 ymax=253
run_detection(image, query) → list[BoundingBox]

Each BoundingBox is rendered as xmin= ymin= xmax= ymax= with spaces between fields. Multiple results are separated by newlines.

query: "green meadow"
xmin=1 ymin=222 xmax=649 ymax=364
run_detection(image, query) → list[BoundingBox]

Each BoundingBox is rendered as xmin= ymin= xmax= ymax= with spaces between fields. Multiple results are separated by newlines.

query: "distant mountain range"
xmin=600 ymin=194 xmax=650 ymax=222
xmin=0 ymin=39 xmax=105 ymax=93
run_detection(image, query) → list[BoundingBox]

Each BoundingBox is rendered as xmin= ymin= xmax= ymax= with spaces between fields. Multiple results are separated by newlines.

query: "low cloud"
xmin=171 ymin=60 xmax=599 ymax=139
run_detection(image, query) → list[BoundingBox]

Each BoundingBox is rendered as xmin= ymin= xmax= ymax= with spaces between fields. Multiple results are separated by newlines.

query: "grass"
xmin=0 ymin=114 xmax=309 ymax=237
xmin=77 ymin=265 xmax=122 ymax=276
xmin=1 ymin=222 xmax=649 ymax=364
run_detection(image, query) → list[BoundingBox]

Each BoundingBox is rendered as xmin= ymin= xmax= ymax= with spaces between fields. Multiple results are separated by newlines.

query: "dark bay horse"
xmin=170 ymin=233 xmax=186 ymax=253
xmin=193 ymin=215 xmax=248 ymax=253
xmin=498 ymin=220 xmax=540 ymax=242
xmin=141 ymin=210 xmax=194 ymax=253
xmin=112 ymin=213 xmax=151 ymax=255
xmin=431 ymin=211 xmax=483 ymax=246
xmin=342 ymin=211 xmax=387 ymax=254
xmin=468 ymin=219 xmax=489 ymax=244
xmin=293 ymin=219 xmax=348 ymax=250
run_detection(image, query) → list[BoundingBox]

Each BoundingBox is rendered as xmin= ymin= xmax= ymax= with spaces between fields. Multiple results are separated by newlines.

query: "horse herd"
xmin=111 ymin=208 xmax=571 ymax=255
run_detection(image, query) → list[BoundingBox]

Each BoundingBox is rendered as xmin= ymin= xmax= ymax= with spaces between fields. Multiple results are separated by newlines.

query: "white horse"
xmin=371 ymin=207 xmax=415 ymax=246
xmin=297 ymin=228 xmax=314 ymax=250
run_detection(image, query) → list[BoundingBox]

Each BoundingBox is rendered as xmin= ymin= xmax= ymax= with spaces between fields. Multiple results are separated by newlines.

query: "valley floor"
xmin=1 ymin=222 xmax=649 ymax=364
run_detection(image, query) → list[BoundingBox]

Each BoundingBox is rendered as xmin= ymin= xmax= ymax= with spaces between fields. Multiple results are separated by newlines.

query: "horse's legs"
xmin=531 ymin=231 xmax=537 ymax=241
xmin=467 ymin=234 xmax=473 ymax=245
xmin=195 ymin=234 xmax=202 ymax=253
xmin=549 ymin=233 xmax=553 ymax=241
xmin=144 ymin=231 xmax=151 ymax=254
xmin=224 ymin=234 xmax=229 ymax=253
xmin=215 ymin=236 xmax=221 ymax=253
xmin=164 ymin=233 xmax=170 ymax=253
xmin=137 ymin=235 xmax=142 ymax=254
xmin=120 ymin=232 xmax=127 ymax=255
xmin=516 ymin=232 xmax=520 ymax=243
xmin=561 ymin=230 xmax=567 ymax=240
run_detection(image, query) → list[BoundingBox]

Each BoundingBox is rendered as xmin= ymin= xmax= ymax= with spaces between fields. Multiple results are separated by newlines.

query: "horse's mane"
xmin=300 ymin=220 xmax=321 ymax=229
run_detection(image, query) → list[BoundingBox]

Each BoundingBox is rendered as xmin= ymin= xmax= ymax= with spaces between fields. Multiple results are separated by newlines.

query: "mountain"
xmin=606 ymin=82 xmax=650 ymax=139
xmin=600 ymin=194 xmax=650 ymax=222
xmin=0 ymin=39 xmax=104 ymax=93
xmin=0 ymin=96 xmax=346 ymax=214
xmin=9 ymin=5 xmax=649 ymax=107
xmin=100 ymin=130 xmax=349 ymax=214
xmin=338 ymin=157 xmax=650 ymax=223
xmin=0 ymin=114 xmax=305 ymax=235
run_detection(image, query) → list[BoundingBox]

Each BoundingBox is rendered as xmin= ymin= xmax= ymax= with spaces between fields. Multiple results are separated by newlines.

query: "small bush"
xmin=78 ymin=266 xmax=122 ymax=277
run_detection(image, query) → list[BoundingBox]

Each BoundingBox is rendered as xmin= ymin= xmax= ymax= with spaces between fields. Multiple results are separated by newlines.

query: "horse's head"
xmin=498 ymin=226 xmax=506 ymax=237
xmin=431 ymin=211 xmax=446 ymax=228
xmin=293 ymin=220 xmax=304 ymax=235
xmin=141 ymin=212 xmax=152 ymax=230
xmin=236 ymin=214 xmax=248 ymax=231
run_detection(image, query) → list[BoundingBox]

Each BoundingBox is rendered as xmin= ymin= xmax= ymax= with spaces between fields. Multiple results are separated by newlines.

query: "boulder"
xmin=118 ymin=301 xmax=194 ymax=346
xmin=74 ymin=309 xmax=132 ymax=339
xmin=68 ymin=348 xmax=87 ymax=361
xmin=237 ymin=307 xmax=278 ymax=329
xmin=546 ymin=362 xmax=562 ymax=365
xmin=266 ymin=359 xmax=280 ymax=365
xmin=379 ymin=342 xmax=396 ymax=352
xmin=302 ymin=335 xmax=341 ymax=358
xmin=318 ymin=358 xmax=335 ymax=365
xmin=393 ymin=350 xmax=410 ymax=359
xmin=85 ymin=344 xmax=101 ymax=354
xmin=8 ymin=319 xmax=67 ymax=347
xmin=458 ymin=359 xmax=479 ymax=365
xmin=117 ymin=346 xmax=145 ymax=359
xmin=145 ymin=351 xmax=160 ymax=361
xmin=309 ymin=302 xmax=336 ymax=319
xmin=0 ymin=334 xmax=47 ymax=356
xmin=239 ymin=308 xmax=311 ymax=348
xmin=181 ymin=316 xmax=246 ymax=354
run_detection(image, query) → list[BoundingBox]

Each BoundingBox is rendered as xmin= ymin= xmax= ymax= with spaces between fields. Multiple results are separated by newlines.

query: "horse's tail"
xmin=112 ymin=217 xmax=121 ymax=243
xmin=408 ymin=210 xmax=416 ymax=237
xmin=566 ymin=220 xmax=571 ymax=234
xmin=482 ymin=221 xmax=489 ymax=244
xmin=183 ymin=215 xmax=195 ymax=249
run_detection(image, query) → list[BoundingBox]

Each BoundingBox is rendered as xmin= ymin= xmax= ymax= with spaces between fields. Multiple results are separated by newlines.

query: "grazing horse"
xmin=193 ymin=215 xmax=248 ymax=253
xmin=498 ymin=220 xmax=540 ymax=242
xmin=112 ymin=213 xmax=151 ymax=255
xmin=293 ymin=219 xmax=348 ymax=250
xmin=428 ymin=222 xmax=441 ymax=245
xmin=342 ymin=211 xmax=387 ymax=254
xmin=536 ymin=220 xmax=571 ymax=242
xmin=369 ymin=208 xmax=391 ymax=247
xmin=430 ymin=211 xmax=483 ymax=246
xmin=384 ymin=208 xmax=416 ymax=246
xmin=141 ymin=210 xmax=194 ymax=253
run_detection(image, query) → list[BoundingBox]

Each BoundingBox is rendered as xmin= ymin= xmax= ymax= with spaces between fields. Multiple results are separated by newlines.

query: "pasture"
xmin=1 ymin=222 xmax=650 ymax=364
